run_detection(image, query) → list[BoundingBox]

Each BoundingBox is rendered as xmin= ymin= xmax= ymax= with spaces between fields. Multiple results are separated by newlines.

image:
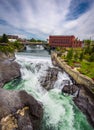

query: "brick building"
xmin=49 ymin=35 xmax=82 ymax=48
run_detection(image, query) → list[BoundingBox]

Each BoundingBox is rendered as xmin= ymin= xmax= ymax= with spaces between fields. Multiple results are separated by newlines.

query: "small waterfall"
xmin=4 ymin=53 xmax=93 ymax=130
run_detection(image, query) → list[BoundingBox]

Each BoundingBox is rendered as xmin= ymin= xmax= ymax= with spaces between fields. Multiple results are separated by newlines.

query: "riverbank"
xmin=51 ymin=52 xmax=94 ymax=93
xmin=51 ymin=52 xmax=94 ymax=128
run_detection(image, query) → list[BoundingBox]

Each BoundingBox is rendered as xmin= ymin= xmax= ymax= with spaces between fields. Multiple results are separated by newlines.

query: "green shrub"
xmin=89 ymin=53 xmax=94 ymax=62
xmin=79 ymin=52 xmax=84 ymax=61
xmin=66 ymin=48 xmax=73 ymax=61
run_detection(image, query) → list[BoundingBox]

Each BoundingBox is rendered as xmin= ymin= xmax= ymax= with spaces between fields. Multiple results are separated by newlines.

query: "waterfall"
xmin=4 ymin=52 xmax=93 ymax=130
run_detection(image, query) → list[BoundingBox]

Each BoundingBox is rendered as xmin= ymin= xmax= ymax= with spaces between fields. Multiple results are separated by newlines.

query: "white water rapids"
xmin=4 ymin=46 xmax=93 ymax=130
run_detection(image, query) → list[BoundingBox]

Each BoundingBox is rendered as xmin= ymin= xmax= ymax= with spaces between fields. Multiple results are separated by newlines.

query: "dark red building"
xmin=49 ymin=35 xmax=82 ymax=48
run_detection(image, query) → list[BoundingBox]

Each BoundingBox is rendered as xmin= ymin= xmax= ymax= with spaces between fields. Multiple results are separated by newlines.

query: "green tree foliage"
xmin=29 ymin=38 xmax=43 ymax=42
xmin=30 ymin=38 xmax=37 ymax=42
xmin=74 ymin=51 xmax=78 ymax=61
xmin=66 ymin=48 xmax=73 ymax=61
xmin=37 ymin=39 xmax=42 ymax=42
xmin=84 ymin=39 xmax=91 ymax=46
xmin=13 ymin=41 xmax=20 ymax=48
xmin=0 ymin=34 xmax=8 ymax=43
xmin=79 ymin=52 xmax=84 ymax=61
xmin=56 ymin=47 xmax=61 ymax=51
xmin=91 ymin=46 xmax=94 ymax=53
xmin=89 ymin=53 xmax=94 ymax=62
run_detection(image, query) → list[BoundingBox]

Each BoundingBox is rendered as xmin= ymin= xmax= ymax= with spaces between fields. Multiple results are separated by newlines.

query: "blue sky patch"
xmin=66 ymin=0 xmax=93 ymax=20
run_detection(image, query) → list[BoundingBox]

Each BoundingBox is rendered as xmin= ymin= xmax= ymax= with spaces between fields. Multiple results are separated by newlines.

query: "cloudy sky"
xmin=0 ymin=0 xmax=94 ymax=40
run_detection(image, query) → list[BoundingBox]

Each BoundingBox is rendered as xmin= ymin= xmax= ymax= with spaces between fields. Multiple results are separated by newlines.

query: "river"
xmin=4 ymin=45 xmax=93 ymax=130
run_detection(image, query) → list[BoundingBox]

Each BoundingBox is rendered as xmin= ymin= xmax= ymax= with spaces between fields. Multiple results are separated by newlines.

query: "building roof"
xmin=49 ymin=35 xmax=75 ymax=38
xmin=7 ymin=35 xmax=18 ymax=39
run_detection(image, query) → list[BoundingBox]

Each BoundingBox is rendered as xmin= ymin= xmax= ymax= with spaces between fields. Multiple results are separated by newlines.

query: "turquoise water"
xmin=4 ymin=46 xmax=93 ymax=130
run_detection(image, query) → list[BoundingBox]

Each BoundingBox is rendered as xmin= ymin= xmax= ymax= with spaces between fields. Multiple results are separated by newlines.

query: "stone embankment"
xmin=51 ymin=52 xmax=94 ymax=128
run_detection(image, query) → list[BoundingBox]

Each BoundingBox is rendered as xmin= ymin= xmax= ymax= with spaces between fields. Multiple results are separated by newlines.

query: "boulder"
xmin=0 ymin=61 xmax=21 ymax=88
xmin=0 ymin=88 xmax=43 ymax=130
xmin=0 ymin=52 xmax=15 ymax=61
xmin=62 ymin=84 xmax=79 ymax=95
xmin=73 ymin=86 xmax=94 ymax=128
xmin=62 ymin=84 xmax=94 ymax=128
xmin=39 ymin=67 xmax=60 ymax=90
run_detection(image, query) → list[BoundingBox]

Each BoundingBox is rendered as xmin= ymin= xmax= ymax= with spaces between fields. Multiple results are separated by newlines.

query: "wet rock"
xmin=62 ymin=84 xmax=79 ymax=95
xmin=73 ymin=86 xmax=94 ymax=128
xmin=39 ymin=67 xmax=60 ymax=90
xmin=0 ymin=88 xmax=43 ymax=130
xmin=62 ymin=84 xmax=94 ymax=128
xmin=35 ymin=63 xmax=42 ymax=72
xmin=0 ymin=61 xmax=21 ymax=88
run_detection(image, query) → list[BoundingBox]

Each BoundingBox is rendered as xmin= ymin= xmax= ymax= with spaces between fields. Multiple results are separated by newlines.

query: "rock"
xmin=35 ymin=63 xmax=42 ymax=72
xmin=62 ymin=84 xmax=94 ymax=128
xmin=0 ymin=88 xmax=43 ymax=130
xmin=0 ymin=61 xmax=21 ymax=88
xmin=62 ymin=84 xmax=79 ymax=95
xmin=0 ymin=52 xmax=15 ymax=61
xmin=73 ymin=85 xmax=94 ymax=128
xmin=39 ymin=67 xmax=60 ymax=90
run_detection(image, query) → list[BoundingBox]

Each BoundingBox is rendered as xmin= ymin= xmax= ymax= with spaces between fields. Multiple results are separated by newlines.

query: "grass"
xmin=58 ymin=47 xmax=94 ymax=79
xmin=78 ymin=61 xmax=94 ymax=79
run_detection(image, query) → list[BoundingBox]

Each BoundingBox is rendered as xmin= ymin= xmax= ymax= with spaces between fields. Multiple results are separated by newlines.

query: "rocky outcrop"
xmin=0 ymin=52 xmax=15 ymax=61
xmin=0 ymin=51 xmax=21 ymax=88
xmin=62 ymin=83 xmax=94 ymax=128
xmin=62 ymin=84 xmax=79 ymax=95
xmin=0 ymin=88 xmax=43 ymax=130
xmin=0 ymin=60 xmax=21 ymax=87
xmin=73 ymin=85 xmax=94 ymax=128
xmin=39 ymin=67 xmax=60 ymax=90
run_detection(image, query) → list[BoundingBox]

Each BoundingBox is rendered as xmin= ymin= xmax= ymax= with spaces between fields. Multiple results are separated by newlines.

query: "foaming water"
xmin=4 ymin=49 xmax=93 ymax=130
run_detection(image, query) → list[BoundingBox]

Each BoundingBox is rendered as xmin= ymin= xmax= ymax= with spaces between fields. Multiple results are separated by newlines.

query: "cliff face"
xmin=0 ymin=52 xmax=21 ymax=88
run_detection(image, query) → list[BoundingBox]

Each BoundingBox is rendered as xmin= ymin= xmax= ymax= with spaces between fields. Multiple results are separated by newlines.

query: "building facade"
xmin=7 ymin=35 xmax=18 ymax=42
xmin=49 ymin=35 xmax=82 ymax=48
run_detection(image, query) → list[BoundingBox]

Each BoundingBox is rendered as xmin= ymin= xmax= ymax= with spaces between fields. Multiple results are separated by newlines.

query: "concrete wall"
xmin=51 ymin=52 xmax=94 ymax=93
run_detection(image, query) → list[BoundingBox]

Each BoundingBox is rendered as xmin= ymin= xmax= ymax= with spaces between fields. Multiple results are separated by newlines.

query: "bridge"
xmin=21 ymin=41 xmax=48 ymax=46
xmin=20 ymin=41 xmax=50 ymax=51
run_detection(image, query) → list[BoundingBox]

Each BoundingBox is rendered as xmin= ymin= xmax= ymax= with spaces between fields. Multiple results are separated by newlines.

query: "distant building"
xmin=49 ymin=35 xmax=82 ymax=48
xmin=7 ymin=35 xmax=18 ymax=42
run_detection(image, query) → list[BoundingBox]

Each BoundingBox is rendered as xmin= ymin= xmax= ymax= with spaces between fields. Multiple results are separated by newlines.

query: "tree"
xmin=30 ymin=38 xmax=37 ymax=42
xmin=84 ymin=39 xmax=91 ymax=46
xmin=74 ymin=51 xmax=78 ymax=61
xmin=91 ymin=46 xmax=94 ymax=53
xmin=0 ymin=34 xmax=8 ymax=43
xmin=66 ymin=48 xmax=73 ymax=61
xmin=89 ymin=53 xmax=94 ymax=62
xmin=79 ymin=52 xmax=84 ymax=61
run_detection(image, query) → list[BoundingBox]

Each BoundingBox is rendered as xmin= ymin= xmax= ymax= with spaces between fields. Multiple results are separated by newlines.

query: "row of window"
xmin=51 ymin=41 xmax=71 ymax=44
xmin=50 ymin=41 xmax=81 ymax=44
